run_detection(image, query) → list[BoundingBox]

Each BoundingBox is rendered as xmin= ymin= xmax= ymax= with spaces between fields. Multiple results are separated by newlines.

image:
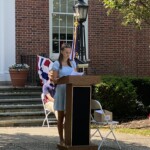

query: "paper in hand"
xmin=70 ymin=71 xmax=84 ymax=76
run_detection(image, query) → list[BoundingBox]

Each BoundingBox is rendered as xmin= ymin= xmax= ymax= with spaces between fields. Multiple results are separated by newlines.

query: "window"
xmin=49 ymin=0 xmax=88 ymax=60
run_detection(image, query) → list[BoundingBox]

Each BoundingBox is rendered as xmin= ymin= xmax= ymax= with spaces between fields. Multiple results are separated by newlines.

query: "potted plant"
xmin=9 ymin=64 xmax=30 ymax=87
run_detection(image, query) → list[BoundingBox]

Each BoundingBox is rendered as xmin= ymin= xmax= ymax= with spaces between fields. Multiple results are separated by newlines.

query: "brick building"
xmin=0 ymin=0 xmax=150 ymax=84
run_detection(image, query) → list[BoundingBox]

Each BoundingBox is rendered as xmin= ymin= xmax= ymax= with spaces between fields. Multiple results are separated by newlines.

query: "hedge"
xmin=92 ymin=76 xmax=150 ymax=120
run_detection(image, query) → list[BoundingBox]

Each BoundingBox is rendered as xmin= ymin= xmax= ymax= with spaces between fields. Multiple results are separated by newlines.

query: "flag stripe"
xmin=37 ymin=55 xmax=53 ymax=85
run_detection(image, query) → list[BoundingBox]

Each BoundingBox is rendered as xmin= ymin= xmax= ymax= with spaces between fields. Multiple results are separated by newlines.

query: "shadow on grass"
xmin=0 ymin=132 xmax=149 ymax=150
xmin=91 ymin=138 xmax=150 ymax=150
xmin=0 ymin=133 xmax=58 ymax=150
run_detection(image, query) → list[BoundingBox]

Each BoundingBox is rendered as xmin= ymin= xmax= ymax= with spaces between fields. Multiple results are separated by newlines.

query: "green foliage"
xmin=93 ymin=76 xmax=138 ymax=119
xmin=101 ymin=0 xmax=150 ymax=28
xmin=130 ymin=78 xmax=150 ymax=114
xmin=93 ymin=76 xmax=150 ymax=120
xmin=9 ymin=64 xmax=30 ymax=70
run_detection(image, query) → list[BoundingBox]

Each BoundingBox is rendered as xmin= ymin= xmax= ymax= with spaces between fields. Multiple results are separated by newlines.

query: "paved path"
xmin=0 ymin=126 xmax=150 ymax=150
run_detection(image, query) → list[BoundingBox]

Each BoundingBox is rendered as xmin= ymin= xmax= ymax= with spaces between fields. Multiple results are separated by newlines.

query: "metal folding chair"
xmin=91 ymin=99 xmax=121 ymax=150
xmin=41 ymin=93 xmax=53 ymax=128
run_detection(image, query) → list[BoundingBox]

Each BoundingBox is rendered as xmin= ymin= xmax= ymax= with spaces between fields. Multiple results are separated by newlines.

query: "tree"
xmin=101 ymin=0 xmax=150 ymax=28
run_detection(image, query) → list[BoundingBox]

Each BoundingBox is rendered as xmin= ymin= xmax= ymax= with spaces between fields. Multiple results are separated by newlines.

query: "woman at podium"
xmin=52 ymin=43 xmax=77 ymax=145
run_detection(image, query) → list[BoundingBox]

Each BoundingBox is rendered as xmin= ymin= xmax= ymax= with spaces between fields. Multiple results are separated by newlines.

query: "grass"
xmin=91 ymin=125 xmax=150 ymax=136
xmin=115 ymin=128 xmax=150 ymax=136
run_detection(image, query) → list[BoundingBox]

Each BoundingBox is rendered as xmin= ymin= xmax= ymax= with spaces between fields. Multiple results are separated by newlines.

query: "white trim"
xmin=0 ymin=0 xmax=4 ymax=74
xmin=49 ymin=0 xmax=88 ymax=61
xmin=84 ymin=0 xmax=89 ymax=61
xmin=0 ymin=0 xmax=15 ymax=81
xmin=49 ymin=0 xmax=54 ymax=60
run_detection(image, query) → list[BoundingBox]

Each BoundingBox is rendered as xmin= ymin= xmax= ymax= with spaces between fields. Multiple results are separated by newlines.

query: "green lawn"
xmin=115 ymin=128 xmax=150 ymax=136
xmin=91 ymin=125 xmax=150 ymax=136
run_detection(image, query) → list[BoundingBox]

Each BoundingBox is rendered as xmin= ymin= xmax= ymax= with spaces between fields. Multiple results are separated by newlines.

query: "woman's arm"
xmin=52 ymin=61 xmax=59 ymax=83
xmin=46 ymin=93 xmax=54 ymax=102
xmin=53 ymin=70 xmax=59 ymax=84
xmin=74 ymin=67 xmax=77 ymax=72
xmin=72 ymin=60 xmax=77 ymax=72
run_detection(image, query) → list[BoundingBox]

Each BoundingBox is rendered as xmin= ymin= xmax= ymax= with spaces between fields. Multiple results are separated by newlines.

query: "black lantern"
xmin=74 ymin=0 xmax=88 ymax=23
xmin=73 ymin=0 xmax=88 ymax=62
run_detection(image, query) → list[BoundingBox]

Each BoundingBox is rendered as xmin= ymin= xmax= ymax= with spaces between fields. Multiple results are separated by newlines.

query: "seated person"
xmin=42 ymin=70 xmax=58 ymax=119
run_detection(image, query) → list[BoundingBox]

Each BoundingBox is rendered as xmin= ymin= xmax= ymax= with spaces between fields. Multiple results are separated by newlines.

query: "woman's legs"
xmin=57 ymin=110 xmax=65 ymax=144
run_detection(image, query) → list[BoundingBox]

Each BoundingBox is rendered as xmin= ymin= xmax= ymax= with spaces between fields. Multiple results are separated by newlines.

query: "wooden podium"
xmin=57 ymin=75 xmax=100 ymax=150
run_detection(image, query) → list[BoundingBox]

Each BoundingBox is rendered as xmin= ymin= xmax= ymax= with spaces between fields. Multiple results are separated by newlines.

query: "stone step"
xmin=0 ymin=86 xmax=50 ymax=127
xmin=0 ymin=118 xmax=57 ymax=127
xmin=0 ymin=111 xmax=45 ymax=116
xmin=0 ymin=92 xmax=41 ymax=99
xmin=0 ymin=111 xmax=57 ymax=120
xmin=0 ymin=115 xmax=45 ymax=120
xmin=0 ymin=104 xmax=42 ymax=111
xmin=0 ymin=108 xmax=43 ymax=113
xmin=0 ymin=98 xmax=41 ymax=105
xmin=0 ymin=104 xmax=43 ymax=112
xmin=0 ymin=86 xmax=42 ymax=92
xmin=0 ymin=104 xmax=42 ymax=109
xmin=0 ymin=114 xmax=56 ymax=120
xmin=0 ymin=92 xmax=41 ymax=95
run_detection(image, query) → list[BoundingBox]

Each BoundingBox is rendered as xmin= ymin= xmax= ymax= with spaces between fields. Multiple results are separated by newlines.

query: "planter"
xmin=9 ymin=69 xmax=29 ymax=87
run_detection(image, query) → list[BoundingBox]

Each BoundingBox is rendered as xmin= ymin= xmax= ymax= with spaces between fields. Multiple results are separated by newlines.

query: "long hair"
xmin=58 ymin=43 xmax=72 ymax=69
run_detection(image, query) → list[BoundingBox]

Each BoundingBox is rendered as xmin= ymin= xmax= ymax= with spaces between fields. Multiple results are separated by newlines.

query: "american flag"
xmin=37 ymin=55 xmax=53 ymax=85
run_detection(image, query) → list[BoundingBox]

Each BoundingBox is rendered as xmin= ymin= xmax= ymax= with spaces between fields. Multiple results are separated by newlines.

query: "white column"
xmin=0 ymin=0 xmax=4 ymax=75
xmin=0 ymin=0 xmax=15 ymax=81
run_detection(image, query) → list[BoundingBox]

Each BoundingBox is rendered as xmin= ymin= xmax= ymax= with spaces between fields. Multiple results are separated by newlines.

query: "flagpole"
xmin=79 ymin=22 xmax=84 ymax=61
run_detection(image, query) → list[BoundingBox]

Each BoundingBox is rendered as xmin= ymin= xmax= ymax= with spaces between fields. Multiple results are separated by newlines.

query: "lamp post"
xmin=74 ymin=0 xmax=88 ymax=62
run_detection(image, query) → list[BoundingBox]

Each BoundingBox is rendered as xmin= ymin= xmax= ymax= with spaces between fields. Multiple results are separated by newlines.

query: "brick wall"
xmin=16 ymin=0 xmax=49 ymax=63
xmin=88 ymin=0 xmax=150 ymax=77
xmin=15 ymin=0 xmax=150 ymax=78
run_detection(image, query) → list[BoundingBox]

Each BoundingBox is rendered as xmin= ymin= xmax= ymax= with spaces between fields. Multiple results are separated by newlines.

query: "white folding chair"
xmin=91 ymin=99 xmax=121 ymax=150
xmin=41 ymin=93 xmax=53 ymax=128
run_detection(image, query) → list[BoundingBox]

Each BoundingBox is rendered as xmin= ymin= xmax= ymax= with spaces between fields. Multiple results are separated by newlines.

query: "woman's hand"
xmin=54 ymin=78 xmax=59 ymax=84
xmin=53 ymin=70 xmax=59 ymax=84
xmin=46 ymin=93 xmax=55 ymax=102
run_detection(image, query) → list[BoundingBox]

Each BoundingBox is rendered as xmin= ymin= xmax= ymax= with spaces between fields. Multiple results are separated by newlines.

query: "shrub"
xmin=93 ymin=76 xmax=138 ymax=119
xmin=130 ymin=78 xmax=150 ymax=116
